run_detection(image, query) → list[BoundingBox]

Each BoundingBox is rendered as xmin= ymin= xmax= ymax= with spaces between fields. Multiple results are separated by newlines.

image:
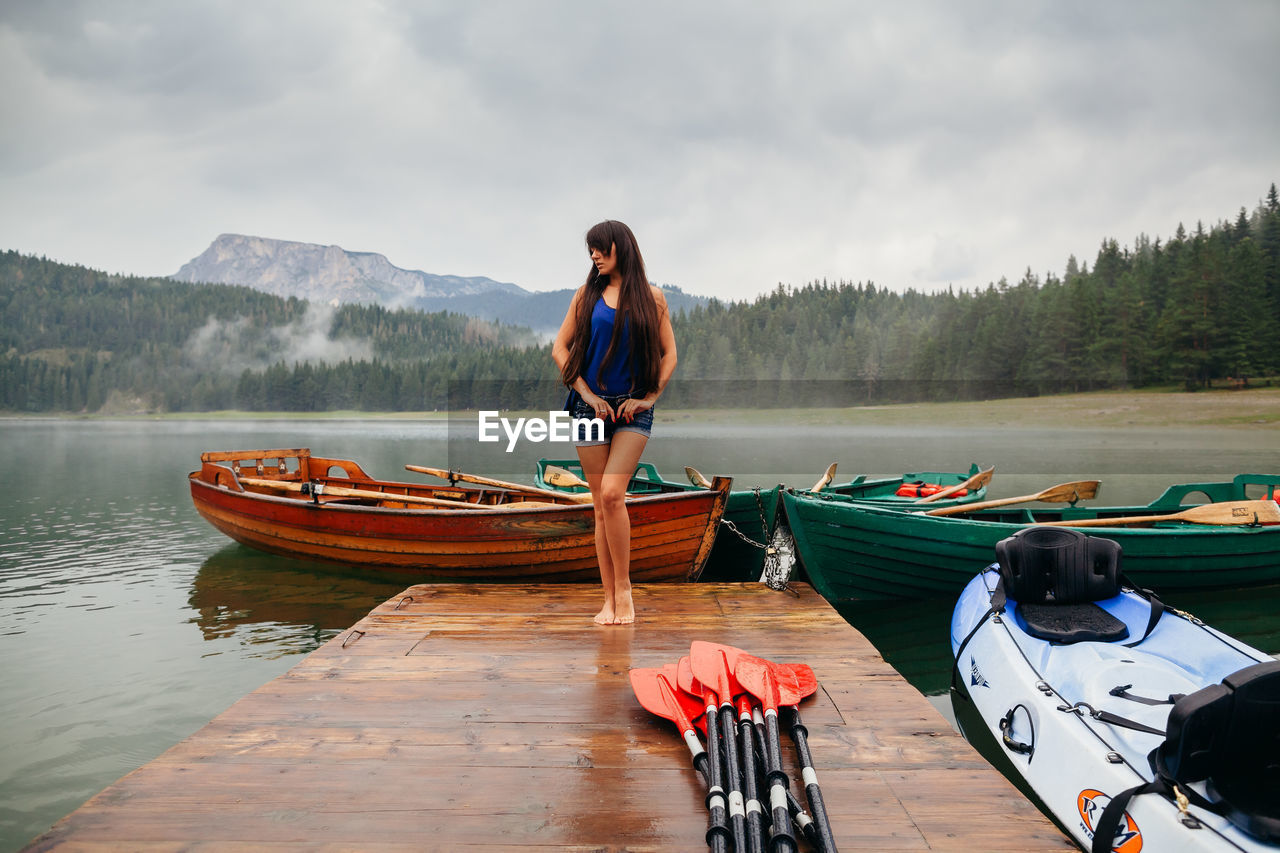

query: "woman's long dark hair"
xmin=560 ymin=220 xmax=663 ymax=394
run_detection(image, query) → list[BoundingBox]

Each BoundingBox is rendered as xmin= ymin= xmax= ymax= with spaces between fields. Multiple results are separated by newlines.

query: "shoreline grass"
xmin=3 ymin=386 xmax=1278 ymax=430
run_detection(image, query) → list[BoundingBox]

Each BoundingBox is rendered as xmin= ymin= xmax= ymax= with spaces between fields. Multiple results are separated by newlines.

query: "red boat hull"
xmin=189 ymin=459 xmax=729 ymax=582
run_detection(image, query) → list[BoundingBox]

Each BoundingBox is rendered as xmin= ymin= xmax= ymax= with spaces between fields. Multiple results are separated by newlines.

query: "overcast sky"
xmin=2 ymin=1 xmax=1278 ymax=302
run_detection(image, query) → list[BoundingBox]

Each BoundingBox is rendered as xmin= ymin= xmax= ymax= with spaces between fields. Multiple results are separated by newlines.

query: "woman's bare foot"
xmin=594 ymin=603 xmax=616 ymax=625
xmin=613 ymin=591 xmax=635 ymax=625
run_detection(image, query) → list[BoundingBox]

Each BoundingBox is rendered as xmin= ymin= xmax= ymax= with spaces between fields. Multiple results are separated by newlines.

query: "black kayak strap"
xmin=1109 ymin=684 xmax=1184 ymax=706
xmin=950 ymin=607 xmax=996 ymax=692
xmin=1092 ymin=773 xmax=1226 ymax=853
xmin=1088 ymin=708 xmax=1167 ymax=737
xmin=1092 ymin=780 xmax=1165 ymax=853
xmin=1120 ymin=574 xmax=1166 ymax=648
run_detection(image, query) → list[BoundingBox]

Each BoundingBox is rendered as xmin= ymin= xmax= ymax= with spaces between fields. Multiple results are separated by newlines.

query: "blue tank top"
xmin=582 ymin=296 xmax=635 ymax=395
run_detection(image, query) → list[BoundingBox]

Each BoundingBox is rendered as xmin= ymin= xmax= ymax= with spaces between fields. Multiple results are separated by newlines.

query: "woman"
xmin=552 ymin=220 xmax=678 ymax=625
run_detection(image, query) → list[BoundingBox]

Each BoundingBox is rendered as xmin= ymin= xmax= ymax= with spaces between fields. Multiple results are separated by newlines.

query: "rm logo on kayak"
xmin=969 ymin=656 xmax=988 ymax=688
xmin=1077 ymin=789 xmax=1143 ymax=853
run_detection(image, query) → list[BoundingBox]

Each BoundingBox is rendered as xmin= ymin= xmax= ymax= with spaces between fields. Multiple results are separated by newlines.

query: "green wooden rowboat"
xmin=534 ymin=459 xmax=989 ymax=581
xmin=783 ymin=473 xmax=1280 ymax=602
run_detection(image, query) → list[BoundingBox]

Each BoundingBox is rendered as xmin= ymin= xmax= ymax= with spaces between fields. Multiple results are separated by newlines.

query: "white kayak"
xmin=950 ymin=526 xmax=1279 ymax=853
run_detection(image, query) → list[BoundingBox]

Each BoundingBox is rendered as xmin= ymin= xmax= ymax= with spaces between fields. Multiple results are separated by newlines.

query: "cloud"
xmin=2 ymin=1 xmax=1278 ymax=302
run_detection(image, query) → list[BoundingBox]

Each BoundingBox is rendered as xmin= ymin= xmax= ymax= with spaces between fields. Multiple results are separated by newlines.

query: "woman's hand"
xmin=616 ymin=396 xmax=654 ymax=423
xmin=584 ymin=392 xmax=617 ymax=422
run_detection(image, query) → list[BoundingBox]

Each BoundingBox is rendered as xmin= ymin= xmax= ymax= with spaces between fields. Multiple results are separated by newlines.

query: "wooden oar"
xmin=686 ymin=466 xmax=713 ymax=489
xmin=916 ymin=466 xmax=994 ymax=504
xmin=405 ymin=464 xmax=591 ymax=504
xmin=1039 ymin=499 xmax=1280 ymax=528
xmin=630 ymin=667 xmax=731 ymax=853
xmin=810 ymin=463 xmax=838 ymax=493
xmin=924 ymin=480 xmax=1101 ymax=517
xmin=734 ymin=652 xmax=801 ymax=853
xmin=690 ymin=642 xmax=754 ymax=853
xmin=240 ymin=477 xmax=562 ymax=510
xmin=542 ymin=465 xmax=589 ymax=490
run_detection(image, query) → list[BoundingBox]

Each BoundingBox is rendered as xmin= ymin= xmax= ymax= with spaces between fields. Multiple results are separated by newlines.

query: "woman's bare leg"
xmin=577 ymin=443 xmax=618 ymax=624
xmin=596 ymin=431 xmax=649 ymax=624
xmin=577 ymin=431 xmax=650 ymax=624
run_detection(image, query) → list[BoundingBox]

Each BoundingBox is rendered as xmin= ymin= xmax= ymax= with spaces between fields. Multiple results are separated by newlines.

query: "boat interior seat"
xmin=1154 ymin=659 xmax=1280 ymax=842
xmin=995 ymin=527 xmax=1128 ymax=644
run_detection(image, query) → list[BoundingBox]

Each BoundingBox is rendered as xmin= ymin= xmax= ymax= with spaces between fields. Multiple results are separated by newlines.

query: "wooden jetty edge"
xmin=26 ymin=583 xmax=1072 ymax=851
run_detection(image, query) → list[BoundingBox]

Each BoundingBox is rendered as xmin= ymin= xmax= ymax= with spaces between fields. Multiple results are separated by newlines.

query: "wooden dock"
xmin=27 ymin=583 xmax=1071 ymax=851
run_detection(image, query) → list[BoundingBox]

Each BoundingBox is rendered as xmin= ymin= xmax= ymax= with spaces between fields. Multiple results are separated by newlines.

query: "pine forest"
xmin=3 ymin=184 xmax=1278 ymax=414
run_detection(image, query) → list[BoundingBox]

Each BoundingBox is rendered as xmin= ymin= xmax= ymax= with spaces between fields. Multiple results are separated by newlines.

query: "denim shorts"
xmin=570 ymin=393 xmax=654 ymax=446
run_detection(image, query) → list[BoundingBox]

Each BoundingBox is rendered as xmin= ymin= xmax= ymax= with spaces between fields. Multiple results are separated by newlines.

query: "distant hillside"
xmin=173 ymin=234 xmax=707 ymax=331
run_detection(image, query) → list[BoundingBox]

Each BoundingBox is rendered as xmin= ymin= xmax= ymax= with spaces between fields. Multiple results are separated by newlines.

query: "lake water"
xmin=1 ymin=416 xmax=1278 ymax=850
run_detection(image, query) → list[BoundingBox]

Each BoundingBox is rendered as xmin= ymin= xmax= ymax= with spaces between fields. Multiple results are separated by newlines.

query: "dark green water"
xmin=0 ymin=417 xmax=1276 ymax=850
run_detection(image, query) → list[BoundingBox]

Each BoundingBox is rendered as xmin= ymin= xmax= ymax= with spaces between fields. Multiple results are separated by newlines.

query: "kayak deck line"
xmin=25 ymin=582 xmax=1071 ymax=851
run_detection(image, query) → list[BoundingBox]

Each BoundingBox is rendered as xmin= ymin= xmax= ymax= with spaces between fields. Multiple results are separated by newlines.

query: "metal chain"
xmin=716 ymin=488 xmax=770 ymax=550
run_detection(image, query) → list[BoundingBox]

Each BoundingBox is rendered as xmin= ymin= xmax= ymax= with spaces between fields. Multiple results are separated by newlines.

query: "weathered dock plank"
xmin=25 ymin=583 xmax=1072 ymax=851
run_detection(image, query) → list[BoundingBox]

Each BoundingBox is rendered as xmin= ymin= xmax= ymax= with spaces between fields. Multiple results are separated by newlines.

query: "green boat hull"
xmin=534 ymin=459 xmax=986 ymax=582
xmin=784 ymin=474 xmax=1280 ymax=602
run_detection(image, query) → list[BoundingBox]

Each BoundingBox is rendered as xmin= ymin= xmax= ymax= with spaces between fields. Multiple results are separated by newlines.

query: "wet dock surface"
xmin=26 ymin=582 xmax=1071 ymax=850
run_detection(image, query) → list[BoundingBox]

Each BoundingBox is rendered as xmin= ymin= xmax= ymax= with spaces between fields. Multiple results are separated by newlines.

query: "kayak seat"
xmin=1154 ymin=660 xmax=1280 ymax=842
xmin=995 ymin=527 xmax=1128 ymax=644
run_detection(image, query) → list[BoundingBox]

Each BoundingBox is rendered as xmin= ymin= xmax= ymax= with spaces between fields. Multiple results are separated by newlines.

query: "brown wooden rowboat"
xmin=189 ymin=449 xmax=731 ymax=582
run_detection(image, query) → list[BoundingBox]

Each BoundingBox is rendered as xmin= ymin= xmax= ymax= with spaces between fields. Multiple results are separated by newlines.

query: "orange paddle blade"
xmin=734 ymin=652 xmax=783 ymax=712
xmin=774 ymin=662 xmax=818 ymax=706
xmin=630 ymin=667 xmax=702 ymax=731
xmin=690 ymin=641 xmax=750 ymax=704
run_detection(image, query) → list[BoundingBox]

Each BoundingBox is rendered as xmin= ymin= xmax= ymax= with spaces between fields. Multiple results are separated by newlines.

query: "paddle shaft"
xmin=632 ymin=670 xmax=730 ymax=853
xmin=789 ymin=708 xmax=839 ymax=853
xmin=689 ymin=738 xmax=730 ymax=853
xmin=701 ymin=694 xmax=733 ymax=853
xmin=925 ymin=480 xmax=1101 ymax=517
xmin=760 ymin=706 xmax=799 ymax=852
xmin=405 ymin=464 xmax=591 ymax=503
xmin=1037 ymin=499 xmax=1280 ymax=527
xmin=716 ymin=702 xmax=749 ymax=853
xmin=736 ymin=699 xmax=767 ymax=853
xmin=810 ymin=462 xmax=838 ymax=493
xmin=916 ymin=465 xmax=994 ymax=504
xmin=753 ymin=707 xmax=817 ymax=849
xmin=239 ymin=477 xmax=563 ymax=510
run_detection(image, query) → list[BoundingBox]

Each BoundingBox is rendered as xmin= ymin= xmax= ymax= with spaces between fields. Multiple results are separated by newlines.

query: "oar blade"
xmin=630 ymin=667 xmax=699 ymax=731
xmin=661 ymin=663 xmax=706 ymax=723
xmin=690 ymin=641 xmax=749 ymax=701
xmin=676 ymin=655 xmax=700 ymax=695
xmin=916 ymin=465 xmax=994 ymax=503
xmin=775 ymin=662 xmax=818 ymax=706
xmin=543 ymin=464 xmax=588 ymax=489
xmin=810 ymin=462 xmax=838 ymax=493
xmin=733 ymin=652 xmax=782 ymax=712
xmin=685 ymin=466 xmax=713 ymax=488
xmin=1039 ymin=479 xmax=1101 ymax=503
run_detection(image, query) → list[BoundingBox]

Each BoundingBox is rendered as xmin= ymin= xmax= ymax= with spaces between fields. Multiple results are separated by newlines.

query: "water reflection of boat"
xmin=189 ymin=449 xmax=730 ymax=582
xmin=188 ymin=545 xmax=405 ymax=645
